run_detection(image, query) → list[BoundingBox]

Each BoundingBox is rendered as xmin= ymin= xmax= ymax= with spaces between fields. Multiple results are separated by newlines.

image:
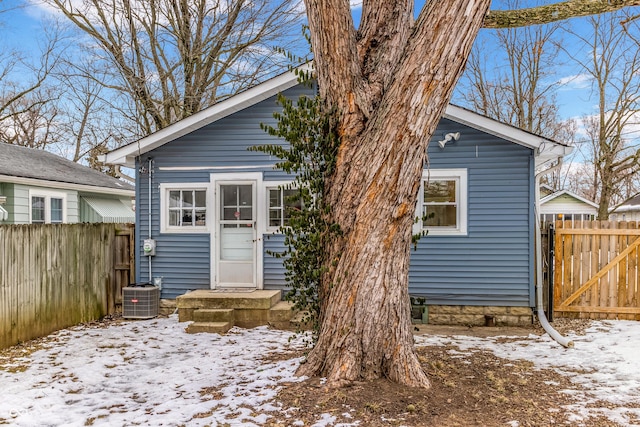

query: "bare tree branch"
xmin=485 ymin=0 xmax=640 ymax=28
xmin=46 ymin=0 xmax=304 ymax=135
xmin=562 ymin=10 xmax=640 ymax=218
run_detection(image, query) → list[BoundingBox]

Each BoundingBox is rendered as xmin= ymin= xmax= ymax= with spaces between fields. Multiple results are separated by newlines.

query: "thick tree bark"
xmin=299 ymin=0 xmax=491 ymax=388
xmin=299 ymin=0 xmax=640 ymax=389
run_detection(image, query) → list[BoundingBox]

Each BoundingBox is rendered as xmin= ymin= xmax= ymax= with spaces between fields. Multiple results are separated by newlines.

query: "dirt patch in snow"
xmin=269 ymin=319 xmax=625 ymax=427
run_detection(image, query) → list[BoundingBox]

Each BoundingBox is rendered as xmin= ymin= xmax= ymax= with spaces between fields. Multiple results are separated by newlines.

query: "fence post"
xmin=547 ymin=223 xmax=555 ymax=322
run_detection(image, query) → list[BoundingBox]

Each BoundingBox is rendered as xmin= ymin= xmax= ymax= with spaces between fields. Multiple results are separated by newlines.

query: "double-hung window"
xmin=160 ymin=183 xmax=208 ymax=233
xmin=30 ymin=191 xmax=66 ymax=224
xmin=419 ymin=169 xmax=467 ymax=236
xmin=267 ymin=186 xmax=302 ymax=229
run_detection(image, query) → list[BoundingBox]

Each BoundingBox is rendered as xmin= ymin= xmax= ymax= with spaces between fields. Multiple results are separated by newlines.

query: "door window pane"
xmin=239 ymin=185 xmax=252 ymax=207
xmin=220 ymin=185 xmax=252 ymax=226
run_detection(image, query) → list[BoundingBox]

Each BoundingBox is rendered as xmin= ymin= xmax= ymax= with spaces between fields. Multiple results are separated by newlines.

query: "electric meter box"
xmin=143 ymin=239 xmax=156 ymax=256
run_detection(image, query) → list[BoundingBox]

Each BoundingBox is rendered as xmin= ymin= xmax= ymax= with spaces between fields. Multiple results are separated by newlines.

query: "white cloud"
xmin=557 ymin=73 xmax=592 ymax=90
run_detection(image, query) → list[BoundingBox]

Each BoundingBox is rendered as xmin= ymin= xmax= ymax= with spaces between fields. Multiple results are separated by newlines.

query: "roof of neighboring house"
xmin=540 ymin=184 xmax=555 ymax=198
xmin=611 ymin=193 xmax=640 ymax=213
xmin=102 ymin=64 xmax=573 ymax=168
xmin=540 ymin=188 xmax=598 ymax=209
xmin=0 ymin=143 xmax=134 ymax=196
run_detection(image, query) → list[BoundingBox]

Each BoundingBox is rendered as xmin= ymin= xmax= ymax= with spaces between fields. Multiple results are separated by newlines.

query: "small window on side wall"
xmin=30 ymin=191 xmax=66 ymax=224
xmin=267 ymin=187 xmax=302 ymax=229
xmin=160 ymin=183 xmax=208 ymax=233
xmin=419 ymin=169 xmax=467 ymax=236
xmin=50 ymin=198 xmax=63 ymax=223
xmin=31 ymin=196 xmax=45 ymax=223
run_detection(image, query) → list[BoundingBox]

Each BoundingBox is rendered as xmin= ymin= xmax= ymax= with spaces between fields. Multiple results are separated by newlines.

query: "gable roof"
xmin=540 ymin=189 xmax=598 ymax=209
xmin=0 ymin=143 xmax=134 ymax=196
xmin=102 ymin=64 xmax=572 ymax=168
xmin=611 ymin=193 xmax=640 ymax=213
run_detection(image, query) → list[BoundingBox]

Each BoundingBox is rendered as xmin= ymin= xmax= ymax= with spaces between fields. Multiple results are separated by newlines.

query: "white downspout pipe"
xmin=148 ymin=158 xmax=153 ymax=282
xmin=535 ymin=158 xmax=574 ymax=348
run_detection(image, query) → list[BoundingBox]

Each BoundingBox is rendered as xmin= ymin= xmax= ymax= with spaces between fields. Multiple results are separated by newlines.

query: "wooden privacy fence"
xmin=553 ymin=221 xmax=640 ymax=320
xmin=0 ymin=223 xmax=134 ymax=349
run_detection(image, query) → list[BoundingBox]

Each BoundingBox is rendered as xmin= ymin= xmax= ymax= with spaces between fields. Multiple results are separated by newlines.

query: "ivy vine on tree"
xmin=249 ymin=70 xmax=340 ymax=341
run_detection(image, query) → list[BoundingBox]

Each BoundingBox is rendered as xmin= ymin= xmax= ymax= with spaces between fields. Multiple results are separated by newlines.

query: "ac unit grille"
xmin=123 ymin=286 xmax=159 ymax=319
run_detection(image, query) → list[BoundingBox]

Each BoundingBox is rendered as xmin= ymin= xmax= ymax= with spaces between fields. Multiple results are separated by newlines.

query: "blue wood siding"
xmin=135 ymin=85 xmax=313 ymax=298
xmin=260 ymin=119 xmax=536 ymax=307
xmin=409 ymin=118 xmax=534 ymax=306
xmin=134 ymin=83 xmax=535 ymax=306
xmin=263 ymin=234 xmax=287 ymax=291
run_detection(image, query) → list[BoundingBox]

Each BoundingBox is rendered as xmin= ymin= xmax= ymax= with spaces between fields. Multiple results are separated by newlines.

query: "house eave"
xmin=443 ymin=105 xmax=573 ymax=165
xmin=611 ymin=205 xmax=640 ymax=213
xmin=0 ymin=174 xmax=135 ymax=197
xmin=103 ymin=64 xmax=312 ymax=167
xmin=103 ymin=65 xmax=572 ymax=168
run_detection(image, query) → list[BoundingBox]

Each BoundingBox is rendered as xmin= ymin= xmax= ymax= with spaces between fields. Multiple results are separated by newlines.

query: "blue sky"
xmin=0 ymin=1 xmax=634 ymax=130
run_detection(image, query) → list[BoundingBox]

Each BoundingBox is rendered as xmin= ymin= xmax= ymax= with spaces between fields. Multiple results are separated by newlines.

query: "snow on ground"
xmin=1 ymin=316 xmax=639 ymax=426
xmin=0 ymin=316 xmax=307 ymax=426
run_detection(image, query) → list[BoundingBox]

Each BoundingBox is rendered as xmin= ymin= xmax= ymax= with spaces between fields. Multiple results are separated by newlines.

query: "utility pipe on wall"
xmin=148 ymin=157 xmax=153 ymax=282
xmin=534 ymin=158 xmax=573 ymax=348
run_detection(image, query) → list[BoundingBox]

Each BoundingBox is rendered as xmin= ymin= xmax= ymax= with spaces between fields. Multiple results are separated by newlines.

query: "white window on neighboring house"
xmin=29 ymin=191 xmax=67 ymax=224
xmin=160 ymin=183 xmax=209 ymax=233
xmin=266 ymin=185 xmax=303 ymax=230
xmin=418 ymin=169 xmax=468 ymax=236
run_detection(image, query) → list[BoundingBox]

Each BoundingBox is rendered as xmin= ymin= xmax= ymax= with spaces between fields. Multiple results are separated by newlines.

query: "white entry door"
xmin=216 ymin=182 xmax=256 ymax=288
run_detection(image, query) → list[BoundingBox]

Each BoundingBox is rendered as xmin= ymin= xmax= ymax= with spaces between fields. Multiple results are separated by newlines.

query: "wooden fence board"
xmin=0 ymin=223 xmax=134 ymax=349
xmin=554 ymin=220 xmax=640 ymax=320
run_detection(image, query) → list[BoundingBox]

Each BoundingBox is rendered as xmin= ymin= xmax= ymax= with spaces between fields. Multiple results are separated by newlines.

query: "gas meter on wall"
xmin=143 ymin=239 xmax=156 ymax=256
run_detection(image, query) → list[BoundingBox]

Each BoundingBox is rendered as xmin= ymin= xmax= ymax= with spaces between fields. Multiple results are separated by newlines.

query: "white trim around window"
xmin=264 ymin=181 xmax=299 ymax=232
xmin=29 ymin=189 xmax=67 ymax=224
xmin=417 ymin=169 xmax=468 ymax=236
xmin=160 ymin=182 xmax=210 ymax=234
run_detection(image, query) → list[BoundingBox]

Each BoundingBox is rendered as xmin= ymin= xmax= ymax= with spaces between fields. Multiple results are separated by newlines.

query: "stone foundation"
xmin=159 ymin=299 xmax=177 ymax=316
xmin=425 ymin=305 xmax=533 ymax=327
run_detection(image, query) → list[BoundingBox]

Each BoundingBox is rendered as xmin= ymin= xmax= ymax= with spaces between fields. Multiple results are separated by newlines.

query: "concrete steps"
xmin=176 ymin=290 xmax=299 ymax=334
xmin=193 ymin=308 xmax=234 ymax=322
xmin=186 ymin=321 xmax=232 ymax=334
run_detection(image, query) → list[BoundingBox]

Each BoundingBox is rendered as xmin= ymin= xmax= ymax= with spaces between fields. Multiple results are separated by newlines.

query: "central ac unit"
xmin=123 ymin=284 xmax=159 ymax=319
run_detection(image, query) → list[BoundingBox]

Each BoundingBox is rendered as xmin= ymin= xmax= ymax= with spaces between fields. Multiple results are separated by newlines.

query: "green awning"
xmin=82 ymin=197 xmax=134 ymax=223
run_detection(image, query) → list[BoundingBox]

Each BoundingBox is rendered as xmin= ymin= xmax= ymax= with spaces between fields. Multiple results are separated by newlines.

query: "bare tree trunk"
xmin=298 ymin=0 xmax=491 ymax=388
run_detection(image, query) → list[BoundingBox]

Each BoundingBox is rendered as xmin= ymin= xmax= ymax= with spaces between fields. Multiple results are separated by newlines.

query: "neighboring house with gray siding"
xmin=0 ymin=143 xmax=134 ymax=224
xmin=103 ymin=67 xmax=572 ymax=324
xmin=610 ymin=194 xmax=640 ymax=222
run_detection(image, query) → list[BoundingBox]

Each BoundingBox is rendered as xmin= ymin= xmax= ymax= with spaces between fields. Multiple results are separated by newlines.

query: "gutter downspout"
xmin=148 ymin=158 xmax=153 ymax=283
xmin=535 ymin=158 xmax=574 ymax=348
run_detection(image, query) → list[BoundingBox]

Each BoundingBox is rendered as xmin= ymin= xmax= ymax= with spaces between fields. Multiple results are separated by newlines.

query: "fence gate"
xmin=111 ymin=224 xmax=136 ymax=313
xmin=553 ymin=221 xmax=640 ymax=320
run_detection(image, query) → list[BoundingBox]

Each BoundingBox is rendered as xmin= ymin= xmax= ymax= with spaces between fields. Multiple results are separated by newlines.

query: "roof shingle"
xmin=0 ymin=143 xmax=133 ymax=191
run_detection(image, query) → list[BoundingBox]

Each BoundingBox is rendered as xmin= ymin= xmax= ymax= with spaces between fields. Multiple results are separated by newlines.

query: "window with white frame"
xmin=267 ymin=186 xmax=302 ymax=229
xmin=419 ymin=169 xmax=467 ymax=235
xmin=29 ymin=191 xmax=66 ymax=224
xmin=160 ymin=183 xmax=208 ymax=233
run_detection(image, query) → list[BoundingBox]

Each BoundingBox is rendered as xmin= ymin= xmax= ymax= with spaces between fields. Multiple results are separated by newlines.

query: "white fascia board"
xmin=0 ymin=175 xmax=134 ymax=197
xmin=443 ymin=105 xmax=573 ymax=164
xmin=611 ymin=204 xmax=640 ymax=213
xmin=103 ymin=65 xmax=311 ymax=167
